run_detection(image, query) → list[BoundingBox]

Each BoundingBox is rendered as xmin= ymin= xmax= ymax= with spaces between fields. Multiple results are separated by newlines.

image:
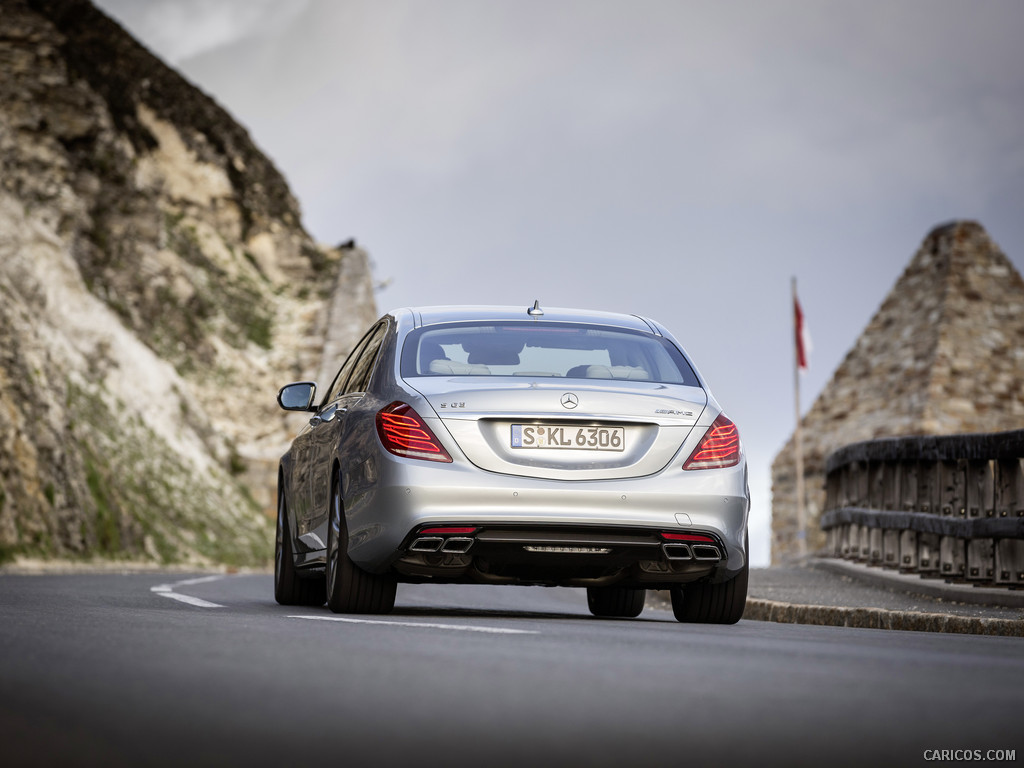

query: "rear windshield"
xmin=400 ymin=322 xmax=700 ymax=386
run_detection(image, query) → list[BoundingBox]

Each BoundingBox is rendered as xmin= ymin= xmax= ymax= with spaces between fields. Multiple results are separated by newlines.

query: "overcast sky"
xmin=94 ymin=0 xmax=1024 ymax=566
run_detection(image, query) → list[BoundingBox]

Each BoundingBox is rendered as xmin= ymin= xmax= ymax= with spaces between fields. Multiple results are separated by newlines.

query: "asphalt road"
xmin=1 ymin=573 xmax=1021 ymax=768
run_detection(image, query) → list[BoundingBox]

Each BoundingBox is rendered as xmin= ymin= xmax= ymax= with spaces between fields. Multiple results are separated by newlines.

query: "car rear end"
xmin=344 ymin=306 xmax=749 ymax=591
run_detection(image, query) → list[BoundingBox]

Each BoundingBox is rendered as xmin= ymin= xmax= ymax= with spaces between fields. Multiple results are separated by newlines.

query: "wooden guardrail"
xmin=821 ymin=430 xmax=1024 ymax=589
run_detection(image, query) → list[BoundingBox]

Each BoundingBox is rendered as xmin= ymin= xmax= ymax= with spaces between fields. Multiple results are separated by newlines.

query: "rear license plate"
xmin=510 ymin=425 xmax=625 ymax=452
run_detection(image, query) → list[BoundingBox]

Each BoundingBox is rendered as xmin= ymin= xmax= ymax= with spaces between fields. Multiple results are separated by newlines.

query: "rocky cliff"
xmin=0 ymin=0 xmax=377 ymax=566
xmin=771 ymin=221 xmax=1024 ymax=562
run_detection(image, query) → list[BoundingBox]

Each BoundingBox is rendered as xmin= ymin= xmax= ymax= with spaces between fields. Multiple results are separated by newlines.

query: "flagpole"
xmin=792 ymin=277 xmax=806 ymax=558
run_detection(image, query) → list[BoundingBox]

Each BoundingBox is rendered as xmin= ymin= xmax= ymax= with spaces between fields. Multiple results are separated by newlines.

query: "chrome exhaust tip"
xmin=662 ymin=543 xmax=693 ymax=561
xmin=440 ymin=537 xmax=474 ymax=554
xmin=692 ymin=544 xmax=722 ymax=561
xmin=409 ymin=537 xmax=443 ymax=553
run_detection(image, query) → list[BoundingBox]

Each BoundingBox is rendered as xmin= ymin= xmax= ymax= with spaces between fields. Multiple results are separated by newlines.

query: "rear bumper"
xmin=343 ymin=451 xmax=749 ymax=585
xmin=395 ymin=524 xmax=732 ymax=588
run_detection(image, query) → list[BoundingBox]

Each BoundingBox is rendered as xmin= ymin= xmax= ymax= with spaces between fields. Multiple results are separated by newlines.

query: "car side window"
xmin=345 ymin=322 xmax=388 ymax=395
xmin=323 ymin=331 xmax=373 ymax=406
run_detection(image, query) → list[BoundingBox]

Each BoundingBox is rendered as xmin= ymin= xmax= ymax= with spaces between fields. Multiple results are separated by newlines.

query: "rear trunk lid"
xmin=407 ymin=377 xmax=707 ymax=480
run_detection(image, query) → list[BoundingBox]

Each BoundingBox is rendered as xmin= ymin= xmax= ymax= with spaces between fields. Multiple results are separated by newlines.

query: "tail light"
xmin=683 ymin=413 xmax=740 ymax=470
xmin=376 ymin=402 xmax=453 ymax=462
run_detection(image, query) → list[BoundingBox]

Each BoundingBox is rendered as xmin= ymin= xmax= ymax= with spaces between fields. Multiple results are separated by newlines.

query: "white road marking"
xmin=150 ymin=575 xmax=226 ymax=608
xmin=288 ymin=615 xmax=538 ymax=635
xmin=156 ymin=592 xmax=224 ymax=609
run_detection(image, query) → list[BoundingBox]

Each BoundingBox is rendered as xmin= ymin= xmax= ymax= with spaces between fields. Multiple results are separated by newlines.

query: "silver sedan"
xmin=276 ymin=304 xmax=749 ymax=623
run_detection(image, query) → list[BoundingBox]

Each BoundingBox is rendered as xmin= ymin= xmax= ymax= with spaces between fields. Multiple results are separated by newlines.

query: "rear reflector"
xmin=420 ymin=526 xmax=478 ymax=535
xmin=660 ymin=532 xmax=716 ymax=543
xmin=376 ymin=402 xmax=453 ymax=462
xmin=682 ymin=413 xmax=740 ymax=470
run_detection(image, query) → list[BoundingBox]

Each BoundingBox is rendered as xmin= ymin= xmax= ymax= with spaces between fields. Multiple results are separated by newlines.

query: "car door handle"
xmin=309 ymin=405 xmax=346 ymax=427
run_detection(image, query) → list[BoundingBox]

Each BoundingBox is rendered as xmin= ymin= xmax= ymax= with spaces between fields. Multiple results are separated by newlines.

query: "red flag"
xmin=794 ymin=291 xmax=811 ymax=372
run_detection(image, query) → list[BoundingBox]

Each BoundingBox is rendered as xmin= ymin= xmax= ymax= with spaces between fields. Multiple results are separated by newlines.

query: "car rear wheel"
xmin=586 ymin=586 xmax=646 ymax=618
xmin=274 ymin=489 xmax=326 ymax=606
xmin=670 ymin=558 xmax=748 ymax=625
xmin=326 ymin=473 xmax=397 ymax=614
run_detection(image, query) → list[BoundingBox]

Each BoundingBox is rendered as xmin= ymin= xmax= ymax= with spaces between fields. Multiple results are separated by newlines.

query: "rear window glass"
xmin=400 ymin=322 xmax=700 ymax=386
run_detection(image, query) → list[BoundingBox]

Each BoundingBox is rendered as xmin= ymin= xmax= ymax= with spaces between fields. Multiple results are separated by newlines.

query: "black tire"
xmin=274 ymin=487 xmax=326 ymax=606
xmin=326 ymin=473 xmax=396 ymax=614
xmin=586 ymin=586 xmax=646 ymax=618
xmin=670 ymin=559 xmax=748 ymax=625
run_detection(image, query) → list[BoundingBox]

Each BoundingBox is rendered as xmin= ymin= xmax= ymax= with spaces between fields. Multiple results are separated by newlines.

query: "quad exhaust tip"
xmin=440 ymin=537 xmax=474 ymax=554
xmin=409 ymin=536 xmax=475 ymax=554
xmin=662 ymin=542 xmax=722 ymax=561
xmin=409 ymin=537 xmax=444 ymax=553
xmin=692 ymin=544 xmax=722 ymax=561
xmin=662 ymin=543 xmax=693 ymax=561
xmin=660 ymin=531 xmax=722 ymax=563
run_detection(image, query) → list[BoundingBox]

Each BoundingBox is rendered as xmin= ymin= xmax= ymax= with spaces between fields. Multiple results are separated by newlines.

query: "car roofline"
xmin=386 ymin=305 xmax=662 ymax=335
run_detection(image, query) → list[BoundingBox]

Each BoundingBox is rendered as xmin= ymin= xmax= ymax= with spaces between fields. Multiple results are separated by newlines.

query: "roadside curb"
xmin=743 ymin=597 xmax=1024 ymax=637
xmin=811 ymin=558 xmax=1024 ymax=608
xmin=0 ymin=559 xmax=270 ymax=576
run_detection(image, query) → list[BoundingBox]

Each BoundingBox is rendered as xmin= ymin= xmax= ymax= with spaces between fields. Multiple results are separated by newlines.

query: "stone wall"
xmin=771 ymin=221 xmax=1024 ymax=562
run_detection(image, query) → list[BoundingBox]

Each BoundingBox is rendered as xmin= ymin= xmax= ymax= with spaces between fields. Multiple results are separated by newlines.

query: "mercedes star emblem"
xmin=560 ymin=392 xmax=579 ymax=409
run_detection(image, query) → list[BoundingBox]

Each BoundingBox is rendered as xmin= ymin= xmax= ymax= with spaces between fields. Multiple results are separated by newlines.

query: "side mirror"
xmin=277 ymin=382 xmax=317 ymax=412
